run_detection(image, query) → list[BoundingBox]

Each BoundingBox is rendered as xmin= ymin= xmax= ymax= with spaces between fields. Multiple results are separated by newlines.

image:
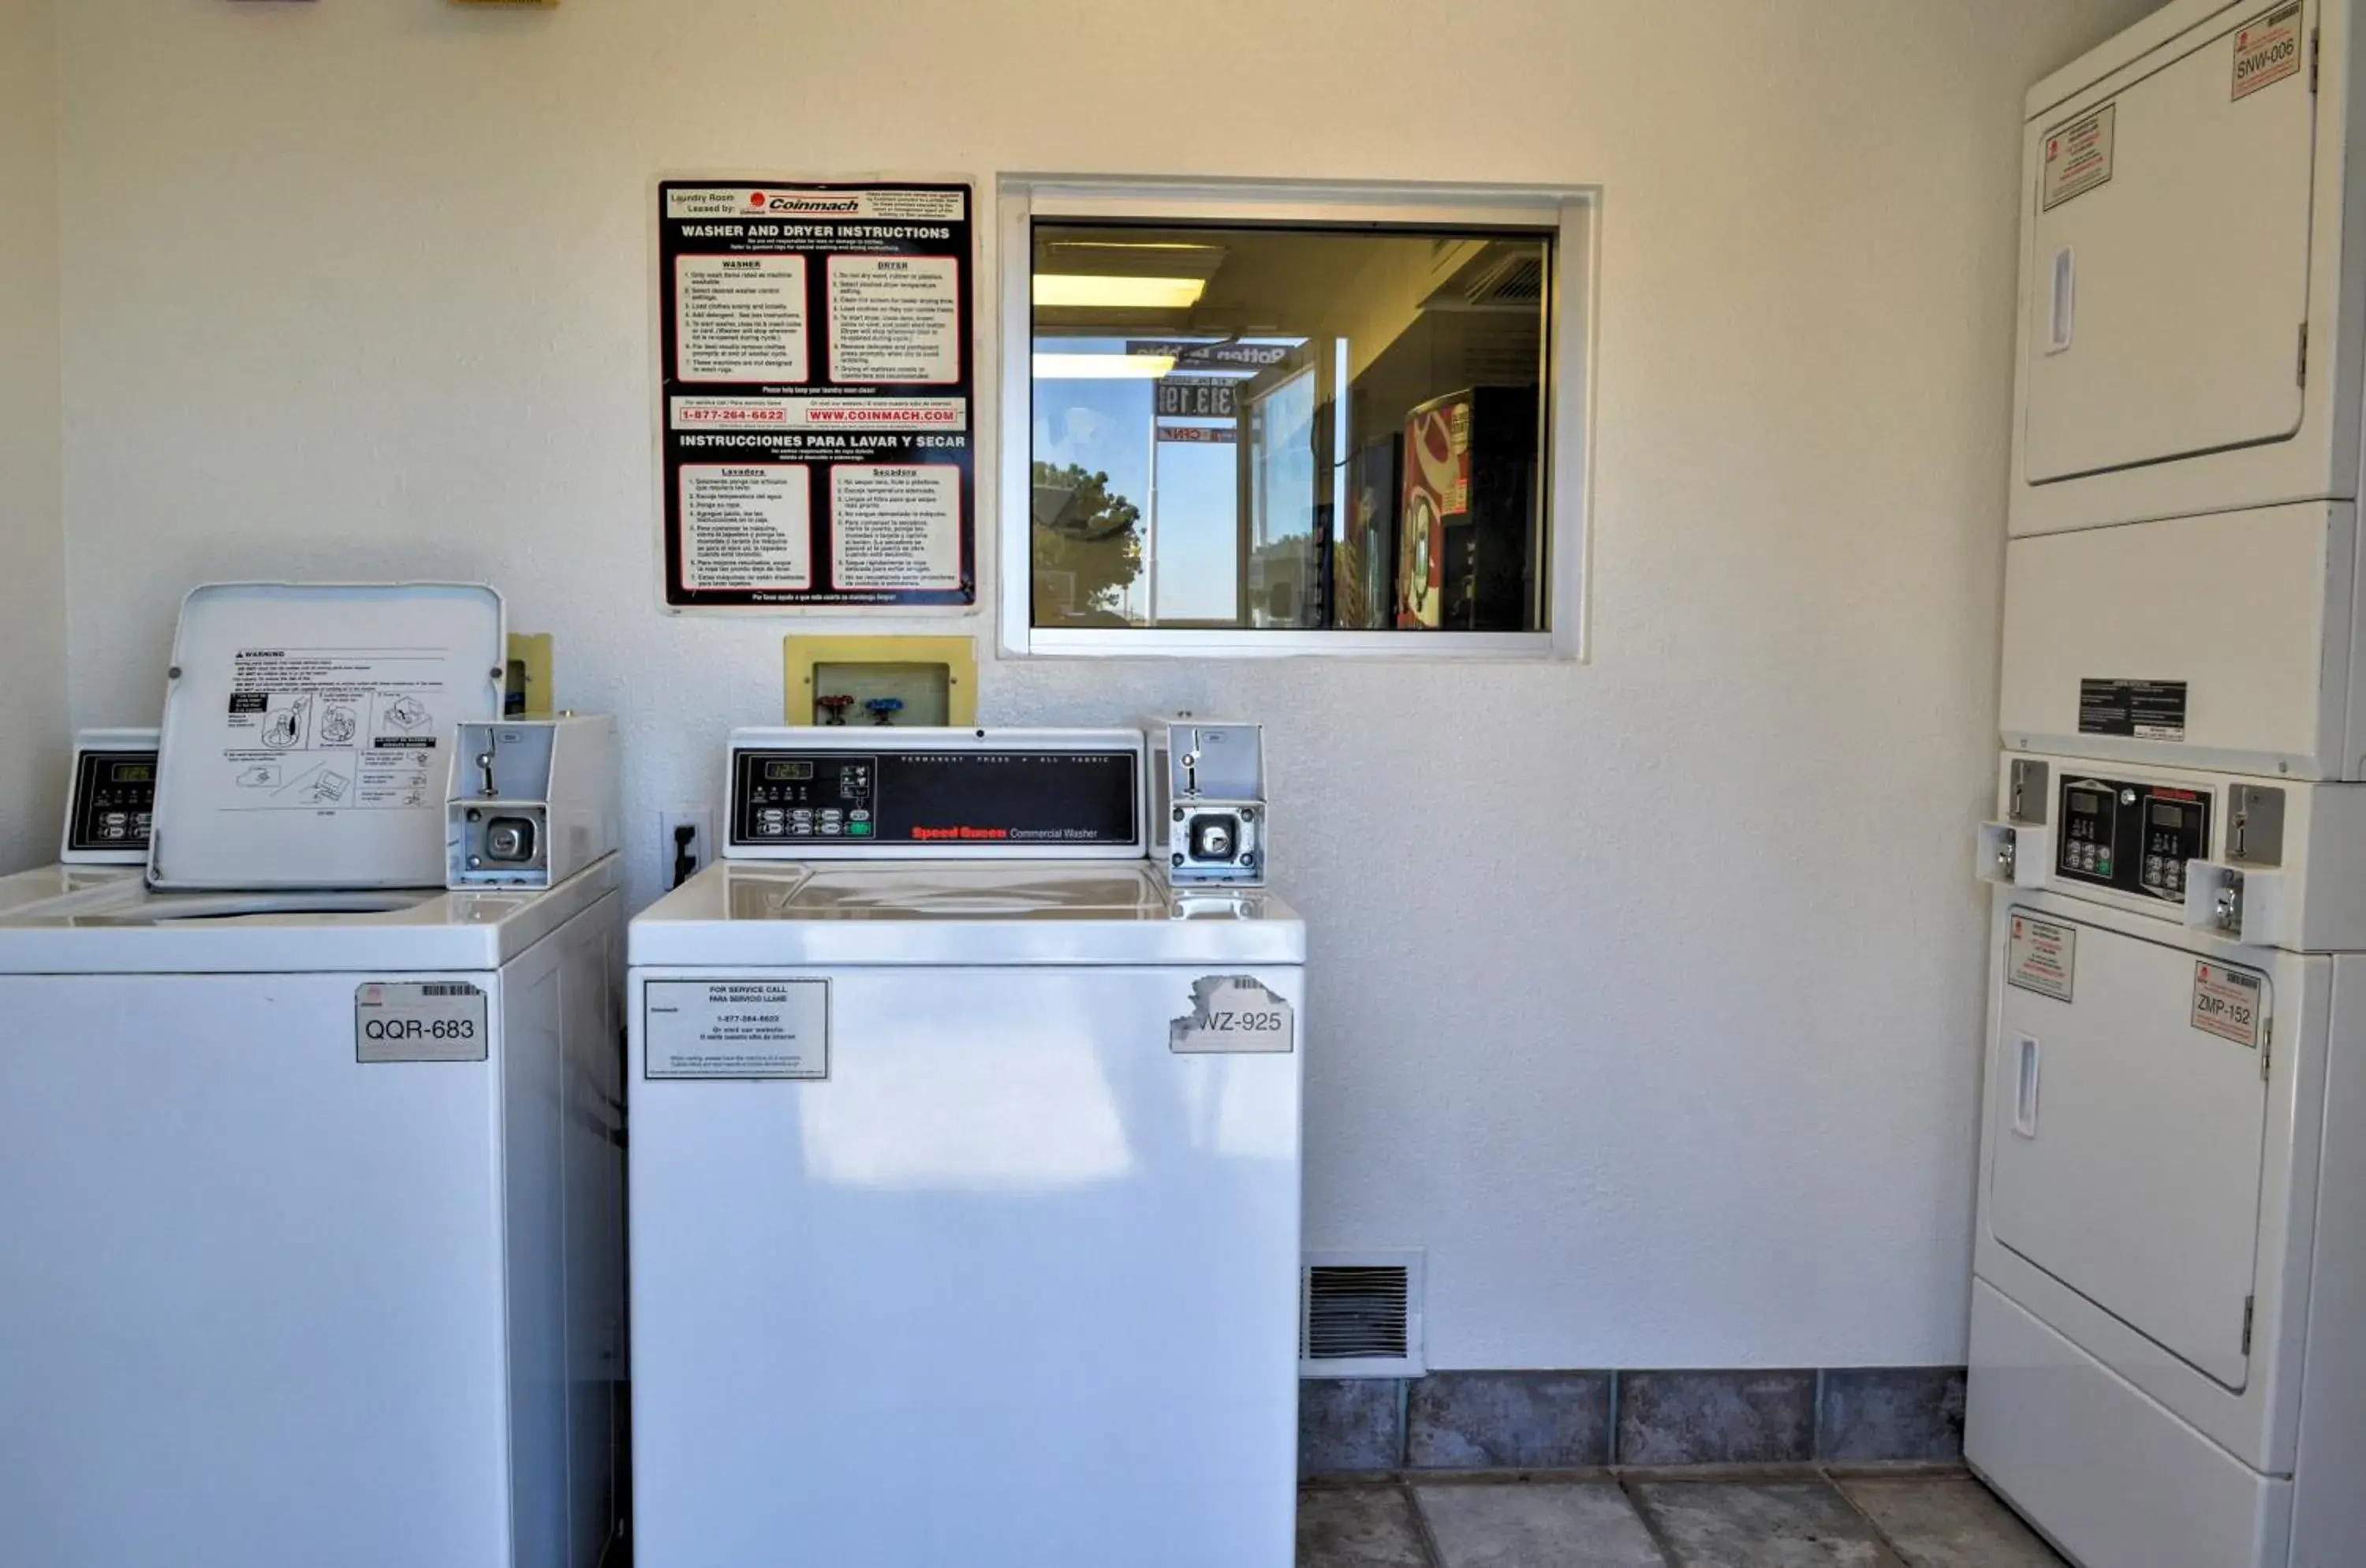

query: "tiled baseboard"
xmin=1301 ymin=1367 xmax=1965 ymax=1477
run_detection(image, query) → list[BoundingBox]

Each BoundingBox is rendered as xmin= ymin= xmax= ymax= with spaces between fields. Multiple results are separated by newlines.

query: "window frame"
xmin=998 ymin=177 xmax=1596 ymax=659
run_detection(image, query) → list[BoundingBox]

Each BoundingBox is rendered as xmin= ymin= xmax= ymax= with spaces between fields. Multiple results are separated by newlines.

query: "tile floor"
xmin=1299 ymin=1468 xmax=2064 ymax=1567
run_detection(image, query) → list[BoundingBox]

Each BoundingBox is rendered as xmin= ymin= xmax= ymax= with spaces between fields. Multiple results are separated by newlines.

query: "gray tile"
xmin=1416 ymin=1481 xmax=1667 ymax=1567
xmin=1303 ymin=1379 xmax=1405 ymax=1477
xmin=1629 ymin=1480 xmax=1901 ymax=1568
xmin=1616 ymin=1370 xmax=1816 ymax=1466
xmin=1298 ymin=1485 xmax=1434 ymax=1568
xmin=1817 ymin=1369 xmax=1965 ymax=1463
xmin=1408 ymin=1372 xmax=1614 ymax=1469
xmin=1836 ymin=1476 xmax=2063 ymax=1568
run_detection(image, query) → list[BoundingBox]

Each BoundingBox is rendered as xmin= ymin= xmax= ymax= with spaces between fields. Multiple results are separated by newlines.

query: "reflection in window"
xmin=1029 ymin=222 xmax=1552 ymax=633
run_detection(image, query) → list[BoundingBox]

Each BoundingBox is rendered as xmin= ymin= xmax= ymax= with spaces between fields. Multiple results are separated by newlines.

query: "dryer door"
xmin=1991 ymin=909 xmax=2271 ymax=1387
xmin=2021 ymin=2 xmax=2318 ymax=485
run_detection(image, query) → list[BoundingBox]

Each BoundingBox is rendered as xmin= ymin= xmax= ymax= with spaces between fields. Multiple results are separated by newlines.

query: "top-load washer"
xmin=628 ymin=726 xmax=1305 ymax=1568
xmin=0 ymin=583 xmax=628 ymax=1568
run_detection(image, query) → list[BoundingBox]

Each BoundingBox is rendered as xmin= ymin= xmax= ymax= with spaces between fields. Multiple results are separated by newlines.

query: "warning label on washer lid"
xmin=2192 ymin=961 xmax=2265 ymax=1048
xmin=2079 ymin=678 xmax=2187 ymax=742
xmin=2232 ymin=2 xmax=2304 ymax=100
xmin=2006 ymin=913 xmax=2077 ymax=1002
xmin=1170 ymin=976 xmax=1295 ymax=1054
xmin=645 ymin=979 xmax=829 ymax=1079
xmin=2042 ymin=103 xmax=2116 ymax=210
xmin=356 ymin=981 xmax=487 ymax=1063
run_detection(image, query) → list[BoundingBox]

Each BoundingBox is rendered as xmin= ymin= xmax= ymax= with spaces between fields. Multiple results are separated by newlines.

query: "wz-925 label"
xmin=356 ymin=980 xmax=489 ymax=1062
xmin=1170 ymin=976 xmax=1295 ymax=1055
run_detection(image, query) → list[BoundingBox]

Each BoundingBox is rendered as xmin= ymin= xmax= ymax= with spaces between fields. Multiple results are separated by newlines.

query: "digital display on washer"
xmin=65 ymin=748 xmax=159 ymax=854
xmin=733 ymin=748 xmax=1140 ymax=847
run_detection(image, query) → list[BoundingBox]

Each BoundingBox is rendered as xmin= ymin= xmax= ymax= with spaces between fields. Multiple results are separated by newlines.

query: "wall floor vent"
xmin=1301 ymin=1249 xmax=1425 ymax=1379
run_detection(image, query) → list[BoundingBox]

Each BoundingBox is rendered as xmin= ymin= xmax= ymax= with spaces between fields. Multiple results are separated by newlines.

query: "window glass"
xmin=1028 ymin=222 xmax=1553 ymax=633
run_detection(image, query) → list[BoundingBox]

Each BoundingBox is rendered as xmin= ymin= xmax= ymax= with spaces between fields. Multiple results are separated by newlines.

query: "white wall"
xmin=55 ymin=0 xmax=2160 ymax=1368
xmin=0 ymin=0 xmax=66 ymax=872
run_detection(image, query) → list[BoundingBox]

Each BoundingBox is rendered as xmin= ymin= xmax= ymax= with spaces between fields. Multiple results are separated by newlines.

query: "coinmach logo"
xmin=753 ymin=192 xmax=861 ymax=214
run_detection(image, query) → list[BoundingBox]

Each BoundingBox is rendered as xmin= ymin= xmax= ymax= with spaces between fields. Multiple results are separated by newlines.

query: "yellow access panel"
xmin=783 ymin=636 xmax=977 ymax=729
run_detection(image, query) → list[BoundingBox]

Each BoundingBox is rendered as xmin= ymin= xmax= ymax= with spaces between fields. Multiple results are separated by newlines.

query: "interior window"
xmin=1026 ymin=220 xmax=1556 ymax=637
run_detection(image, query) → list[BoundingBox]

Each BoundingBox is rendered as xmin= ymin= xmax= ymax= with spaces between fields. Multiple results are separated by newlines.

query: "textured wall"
xmin=0 ymin=0 xmax=67 ymax=872
xmin=56 ymin=0 xmax=2161 ymax=1367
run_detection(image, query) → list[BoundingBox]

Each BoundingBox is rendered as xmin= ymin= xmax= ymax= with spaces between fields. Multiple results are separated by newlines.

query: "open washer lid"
xmin=149 ymin=582 xmax=505 ymax=890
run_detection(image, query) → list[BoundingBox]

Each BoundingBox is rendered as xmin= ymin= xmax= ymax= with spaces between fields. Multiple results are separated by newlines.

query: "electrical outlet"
xmin=659 ymin=809 xmax=711 ymax=891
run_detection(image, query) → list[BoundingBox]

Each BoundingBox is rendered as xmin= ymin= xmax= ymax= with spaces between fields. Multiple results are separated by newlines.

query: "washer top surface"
xmin=0 ymin=854 xmax=616 ymax=976
xmin=0 ymin=864 xmax=140 ymax=920
xmin=630 ymin=861 xmax=1303 ymax=967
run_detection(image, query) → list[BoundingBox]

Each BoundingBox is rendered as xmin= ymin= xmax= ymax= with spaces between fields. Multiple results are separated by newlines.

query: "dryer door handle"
xmin=2013 ymin=1033 xmax=2042 ymax=1138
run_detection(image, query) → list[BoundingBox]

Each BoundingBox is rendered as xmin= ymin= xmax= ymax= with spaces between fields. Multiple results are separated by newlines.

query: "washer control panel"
xmin=2058 ymin=774 xmax=2211 ymax=902
xmin=737 ymin=755 xmax=877 ymax=843
xmin=725 ymin=728 xmax=1148 ymax=859
xmin=62 ymin=734 xmax=160 ymax=864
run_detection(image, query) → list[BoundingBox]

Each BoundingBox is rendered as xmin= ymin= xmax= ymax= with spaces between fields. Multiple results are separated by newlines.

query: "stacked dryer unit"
xmin=1969 ymin=5 xmax=2366 ymax=1566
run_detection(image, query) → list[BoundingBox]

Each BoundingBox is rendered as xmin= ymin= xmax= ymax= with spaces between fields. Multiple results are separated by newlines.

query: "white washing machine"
xmin=0 ymin=583 xmax=628 ymax=1568
xmin=628 ymin=726 xmax=1304 ymax=1568
xmin=1969 ymin=752 xmax=2366 ymax=1568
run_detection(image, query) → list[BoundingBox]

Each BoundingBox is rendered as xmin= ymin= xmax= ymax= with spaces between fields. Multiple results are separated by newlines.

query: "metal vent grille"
xmin=1301 ymin=1251 xmax=1425 ymax=1378
xmin=1461 ymin=252 xmax=1545 ymax=308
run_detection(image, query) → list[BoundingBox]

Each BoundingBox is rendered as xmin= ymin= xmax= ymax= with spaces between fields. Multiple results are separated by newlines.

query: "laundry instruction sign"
xmin=657 ymin=179 xmax=976 ymax=610
xmin=644 ymin=978 xmax=830 ymax=1079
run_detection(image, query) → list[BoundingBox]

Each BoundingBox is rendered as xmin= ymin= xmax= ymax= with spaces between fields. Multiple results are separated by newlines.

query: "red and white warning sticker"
xmin=2232 ymin=2 xmax=2304 ymax=101
xmin=2192 ymin=961 xmax=2265 ymax=1049
xmin=2006 ymin=913 xmax=2076 ymax=1002
xmin=2042 ymin=104 xmax=2116 ymax=211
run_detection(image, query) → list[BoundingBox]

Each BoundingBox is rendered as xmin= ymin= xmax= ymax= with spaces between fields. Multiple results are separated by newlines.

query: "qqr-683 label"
xmin=356 ymin=980 xmax=489 ymax=1062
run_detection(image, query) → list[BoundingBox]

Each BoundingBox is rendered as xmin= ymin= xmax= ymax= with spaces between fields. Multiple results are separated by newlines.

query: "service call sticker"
xmin=644 ymin=979 xmax=829 ymax=1080
xmin=356 ymin=981 xmax=487 ymax=1062
xmin=2233 ymin=2 xmax=2305 ymax=100
xmin=2192 ymin=961 xmax=2265 ymax=1049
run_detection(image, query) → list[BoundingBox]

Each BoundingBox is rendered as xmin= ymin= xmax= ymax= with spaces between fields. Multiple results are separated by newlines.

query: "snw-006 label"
xmin=2232 ymin=3 xmax=2304 ymax=100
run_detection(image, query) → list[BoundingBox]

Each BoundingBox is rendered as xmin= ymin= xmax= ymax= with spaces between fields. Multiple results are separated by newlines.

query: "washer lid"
xmin=150 ymin=583 xmax=505 ymax=890
xmin=629 ymin=862 xmax=1305 ymax=966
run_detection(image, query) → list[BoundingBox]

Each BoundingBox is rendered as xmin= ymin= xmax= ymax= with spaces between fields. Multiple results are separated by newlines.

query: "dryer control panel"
xmin=724 ymin=727 xmax=1148 ymax=860
xmin=2058 ymin=774 xmax=2211 ymax=902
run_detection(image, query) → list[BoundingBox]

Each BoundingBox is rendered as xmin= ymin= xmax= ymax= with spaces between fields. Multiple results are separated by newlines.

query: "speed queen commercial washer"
xmin=628 ymin=726 xmax=1306 ymax=1568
